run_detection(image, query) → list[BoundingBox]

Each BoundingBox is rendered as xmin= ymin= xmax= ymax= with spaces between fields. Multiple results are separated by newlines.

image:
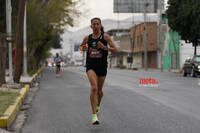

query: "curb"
xmin=32 ymin=67 xmax=43 ymax=81
xmin=0 ymin=85 xmax=30 ymax=128
xmin=0 ymin=67 xmax=43 ymax=128
xmin=20 ymin=67 xmax=44 ymax=85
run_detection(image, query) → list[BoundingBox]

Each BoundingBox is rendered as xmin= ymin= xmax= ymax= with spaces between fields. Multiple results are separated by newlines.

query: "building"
xmin=73 ymin=51 xmax=83 ymax=66
xmin=74 ymin=44 xmax=80 ymax=52
xmin=107 ymin=29 xmax=133 ymax=68
xmin=130 ymin=22 xmax=158 ymax=68
xmin=107 ymin=22 xmax=183 ymax=70
xmin=162 ymin=31 xmax=180 ymax=70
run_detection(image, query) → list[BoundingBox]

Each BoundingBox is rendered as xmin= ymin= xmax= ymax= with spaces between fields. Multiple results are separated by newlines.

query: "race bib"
xmin=89 ymin=41 xmax=102 ymax=58
xmin=89 ymin=47 xmax=102 ymax=58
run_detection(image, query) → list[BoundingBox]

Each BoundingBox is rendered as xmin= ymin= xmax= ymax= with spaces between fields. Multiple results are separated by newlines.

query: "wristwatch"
xmin=103 ymin=46 xmax=108 ymax=51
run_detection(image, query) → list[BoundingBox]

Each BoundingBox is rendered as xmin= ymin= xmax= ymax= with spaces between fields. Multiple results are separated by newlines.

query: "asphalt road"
xmin=22 ymin=67 xmax=200 ymax=133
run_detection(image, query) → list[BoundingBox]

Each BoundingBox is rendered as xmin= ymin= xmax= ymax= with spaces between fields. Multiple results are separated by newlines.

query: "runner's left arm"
xmin=100 ymin=33 xmax=118 ymax=53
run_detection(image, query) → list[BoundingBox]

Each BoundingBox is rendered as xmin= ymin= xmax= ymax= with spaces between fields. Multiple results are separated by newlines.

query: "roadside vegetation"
xmin=0 ymin=91 xmax=19 ymax=117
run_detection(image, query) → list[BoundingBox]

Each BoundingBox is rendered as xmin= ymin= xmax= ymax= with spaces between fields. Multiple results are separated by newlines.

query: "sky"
xmin=69 ymin=0 xmax=168 ymax=31
xmin=68 ymin=0 xmax=133 ymax=31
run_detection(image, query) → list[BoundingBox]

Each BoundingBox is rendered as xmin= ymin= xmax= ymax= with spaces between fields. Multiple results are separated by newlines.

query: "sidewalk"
xmin=110 ymin=67 xmax=181 ymax=73
xmin=5 ymin=68 xmax=43 ymax=84
xmin=0 ymin=128 xmax=11 ymax=133
xmin=5 ymin=75 xmax=34 ymax=85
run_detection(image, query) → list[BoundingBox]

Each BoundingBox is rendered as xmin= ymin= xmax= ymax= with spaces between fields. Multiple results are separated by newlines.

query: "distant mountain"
xmin=61 ymin=14 xmax=158 ymax=54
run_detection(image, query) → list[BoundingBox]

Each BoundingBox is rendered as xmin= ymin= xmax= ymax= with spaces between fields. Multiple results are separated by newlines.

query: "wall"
xmin=130 ymin=22 xmax=158 ymax=53
xmin=163 ymin=31 xmax=180 ymax=69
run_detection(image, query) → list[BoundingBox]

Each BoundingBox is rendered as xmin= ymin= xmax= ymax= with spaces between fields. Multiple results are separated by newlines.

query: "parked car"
xmin=182 ymin=55 xmax=200 ymax=77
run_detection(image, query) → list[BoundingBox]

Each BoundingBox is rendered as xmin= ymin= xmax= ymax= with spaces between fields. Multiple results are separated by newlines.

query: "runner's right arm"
xmin=80 ymin=36 xmax=88 ymax=51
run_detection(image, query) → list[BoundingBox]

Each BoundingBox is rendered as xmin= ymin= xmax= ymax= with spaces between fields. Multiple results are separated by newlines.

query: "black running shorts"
xmin=86 ymin=66 xmax=107 ymax=77
xmin=56 ymin=64 xmax=61 ymax=69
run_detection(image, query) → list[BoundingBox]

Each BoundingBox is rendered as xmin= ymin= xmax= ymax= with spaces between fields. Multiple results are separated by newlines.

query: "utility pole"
xmin=6 ymin=0 xmax=14 ymax=84
xmin=130 ymin=0 xmax=134 ymax=69
xmin=158 ymin=0 xmax=164 ymax=72
xmin=23 ymin=2 xmax=28 ymax=76
xmin=166 ymin=19 xmax=170 ymax=72
xmin=144 ymin=0 xmax=148 ymax=71
xmin=159 ymin=9 xmax=163 ymax=72
xmin=14 ymin=0 xmax=25 ymax=83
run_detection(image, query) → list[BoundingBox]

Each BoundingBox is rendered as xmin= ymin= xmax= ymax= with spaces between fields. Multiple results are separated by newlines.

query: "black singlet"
xmin=86 ymin=33 xmax=108 ymax=68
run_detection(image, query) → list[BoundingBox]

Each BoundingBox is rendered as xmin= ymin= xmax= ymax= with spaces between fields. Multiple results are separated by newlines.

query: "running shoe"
xmin=92 ymin=114 xmax=99 ymax=125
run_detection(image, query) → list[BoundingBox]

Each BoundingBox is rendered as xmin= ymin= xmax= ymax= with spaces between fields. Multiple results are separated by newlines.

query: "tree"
xmin=7 ymin=0 xmax=82 ymax=80
xmin=0 ymin=0 xmax=6 ymax=33
xmin=0 ymin=0 xmax=80 ymax=83
xmin=26 ymin=0 xmax=81 ymax=71
xmin=52 ymin=34 xmax=62 ymax=49
xmin=0 ymin=0 xmax=7 ymax=85
xmin=166 ymin=0 xmax=200 ymax=55
xmin=0 ymin=35 xmax=6 ymax=86
xmin=14 ymin=0 xmax=25 ymax=83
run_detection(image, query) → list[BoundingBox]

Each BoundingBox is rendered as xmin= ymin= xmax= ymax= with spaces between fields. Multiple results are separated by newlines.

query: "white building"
xmin=73 ymin=51 xmax=83 ymax=66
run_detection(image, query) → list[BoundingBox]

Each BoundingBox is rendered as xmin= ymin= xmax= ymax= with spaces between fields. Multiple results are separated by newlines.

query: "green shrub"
xmin=119 ymin=65 xmax=127 ymax=69
xmin=132 ymin=67 xmax=138 ymax=70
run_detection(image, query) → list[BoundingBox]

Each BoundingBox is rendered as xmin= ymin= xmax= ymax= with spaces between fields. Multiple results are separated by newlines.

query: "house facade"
xmin=130 ymin=22 xmax=158 ymax=68
xmin=107 ymin=29 xmax=133 ymax=68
